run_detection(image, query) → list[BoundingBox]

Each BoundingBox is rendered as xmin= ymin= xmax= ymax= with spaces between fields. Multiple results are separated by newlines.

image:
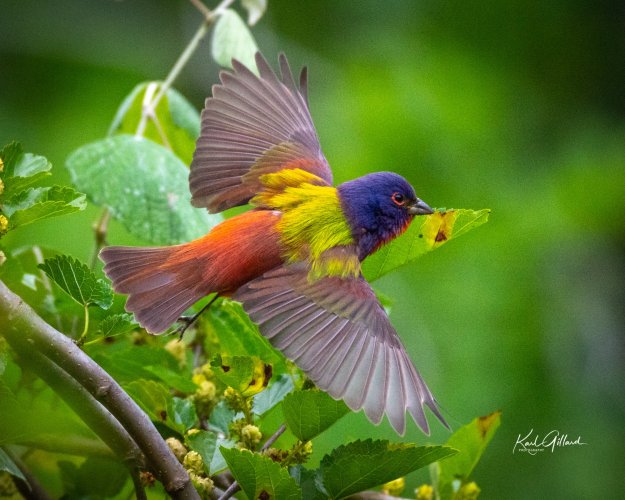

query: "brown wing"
xmin=234 ymin=264 xmax=448 ymax=435
xmin=190 ymin=52 xmax=333 ymax=213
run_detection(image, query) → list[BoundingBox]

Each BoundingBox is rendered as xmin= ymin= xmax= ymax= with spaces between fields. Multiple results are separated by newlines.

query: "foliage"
xmin=0 ymin=1 xmax=497 ymax=498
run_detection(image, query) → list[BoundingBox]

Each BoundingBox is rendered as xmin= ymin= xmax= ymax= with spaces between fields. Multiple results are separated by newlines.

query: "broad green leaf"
xmin=186 ymin=430 xmax=217 ymax=474
xmin=97 ymin=313 xmax=138 ymax=337
xmin=318 ymin=440 xmax=457 ymax=500
xmin=2 ymin=185 xmax=86 ymax=229
xmin=1 ymin=145 xmax=52 ymax=197
xmin=253 ymin=374 xmax=295 ymax=416
xmin=208 ymin=401 xmax=235 ymax=435
xmin=282 ymin=390 xmax=349 ymax=441
xmin=362 ymin=209 xmax=490 ymax=282
xmin=66 ymin=134 xmax=221 ymax=245
xmin=242 ymin=0 xmax=267 ymax=26
xmin=221 ymin=447 xmax=302 ymax=500
xmin=208 ymin=298 xmax=288 ymax=372
xmin=290 ymin=465 xmax=327 ymax=500
xmin=124 ymin=379 xmax=172 ymax=427
xmin=58 ymin=457 xmax=127 ymax=498
xmin=211 ymin=9 xmax=259 ymax=72
xmin=211 ymin=354 xmax=255 ymax=392
xmin=0 ymin=141 xmax=22 ymax=178
xmin=0 ymin=448 xmax=26 ymax=482
xmin=172 ymin=396 xmax=198 ymax=432
xmin=210 ymin=437 xmax=236 ymax=474
xmin=433 ymin=411 xmax=501 ymax=500
xmin=108 ymin=82 xmax=200 ymax=165
xmin=38 ymin=255 xmax=113 ymax=309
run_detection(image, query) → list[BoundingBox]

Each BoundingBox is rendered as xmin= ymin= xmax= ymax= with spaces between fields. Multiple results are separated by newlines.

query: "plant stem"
xmin=135 ymin=0 xmax=236 ymax=138
xmin=218 ymin=424 xmax=288 ymax=500
xmin=78 ymin=303 xmax=89 ymax=346
xmin=89 ymin=207 xmax=110 ymax=270
xmin=0 ymin=279 xmax=200 ymax=500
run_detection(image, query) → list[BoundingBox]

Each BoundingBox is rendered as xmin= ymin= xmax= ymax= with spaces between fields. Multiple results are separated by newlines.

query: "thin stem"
xmin=78 ymin=303 xmax=89 ymax=346
xmin=0 ymin=280 xmax=199 ymax=499
xmin=89 ymin=207 xmax=111 ymax=270
xmin=135 ymin=0 xmax=236 ymax=138
xmin=218 ymin=424 xmax=288 ymax=500
xmin=260 ymin=423 xmax=287 ymax=451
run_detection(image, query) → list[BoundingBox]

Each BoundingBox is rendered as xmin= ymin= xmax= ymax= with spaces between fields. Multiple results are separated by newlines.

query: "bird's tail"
xmin=100 ymin=243 xmax=209 ymax=334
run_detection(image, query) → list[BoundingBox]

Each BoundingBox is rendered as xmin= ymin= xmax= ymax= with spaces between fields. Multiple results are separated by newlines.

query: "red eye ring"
xmin=391 ymin=192 xmax=406 ymax=206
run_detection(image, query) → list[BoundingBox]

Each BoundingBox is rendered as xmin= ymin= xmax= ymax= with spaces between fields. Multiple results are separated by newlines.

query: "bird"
xmin=100 ymin=52 xmax=448 ymax=436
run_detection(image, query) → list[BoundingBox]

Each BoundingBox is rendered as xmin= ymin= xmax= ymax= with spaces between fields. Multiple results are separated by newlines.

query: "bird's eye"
xmin=391 ymin=192 xmax=406 ymax=206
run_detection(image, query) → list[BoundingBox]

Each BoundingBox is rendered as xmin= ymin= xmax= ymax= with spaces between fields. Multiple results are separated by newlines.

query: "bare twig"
xmin=90 ymin=207 xmax=111 ymax=270
xmin=0 ymin=280 xmax=200 ymax=499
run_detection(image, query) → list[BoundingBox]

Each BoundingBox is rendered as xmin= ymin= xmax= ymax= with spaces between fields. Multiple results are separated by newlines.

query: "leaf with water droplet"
xmin=66 ymin=134 xmax=221 ymax=245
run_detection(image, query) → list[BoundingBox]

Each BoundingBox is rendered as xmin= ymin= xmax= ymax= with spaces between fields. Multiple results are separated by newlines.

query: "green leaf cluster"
xmin=0 ymin=142 xmax=86 ymax=238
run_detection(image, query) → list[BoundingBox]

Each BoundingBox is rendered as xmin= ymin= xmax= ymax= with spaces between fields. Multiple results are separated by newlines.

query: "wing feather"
xmin=235 ymin=264 xmax=448 ymax=435
xmin=190 ymin=53 xmax=332 ymax=212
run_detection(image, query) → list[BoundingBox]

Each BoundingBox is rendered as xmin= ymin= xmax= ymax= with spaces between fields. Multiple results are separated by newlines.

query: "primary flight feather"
xmin=101 ymin=53 xmax=448 ymax=435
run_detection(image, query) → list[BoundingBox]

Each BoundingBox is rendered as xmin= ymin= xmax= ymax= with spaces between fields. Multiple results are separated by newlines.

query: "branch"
xmin=5 ymin=335 xmax=145 ymax=499
xmin=0 ymin=279 xmax=200 ymax=500
xmin=135 ymin=0 xmax=236 ymax=138
xmin=1 ymin=447 xmax=53 ymax=500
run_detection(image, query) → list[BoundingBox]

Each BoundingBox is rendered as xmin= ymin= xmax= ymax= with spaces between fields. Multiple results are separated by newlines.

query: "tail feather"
xmin=100 ymin=245 xmax=207 ymax=334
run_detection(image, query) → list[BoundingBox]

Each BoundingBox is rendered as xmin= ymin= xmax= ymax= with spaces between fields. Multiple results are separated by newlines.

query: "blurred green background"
xmin=1 ymin=0 xmax=624 ymax=498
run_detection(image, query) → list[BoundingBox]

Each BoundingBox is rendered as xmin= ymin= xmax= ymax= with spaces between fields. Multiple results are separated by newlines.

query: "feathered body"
xmin=101 ymin=53 xmax=447 ymax=435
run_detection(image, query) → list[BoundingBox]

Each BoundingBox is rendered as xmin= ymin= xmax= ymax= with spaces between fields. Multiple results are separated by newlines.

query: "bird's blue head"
xmin=337 ymin=172 xmax=433 ymax=259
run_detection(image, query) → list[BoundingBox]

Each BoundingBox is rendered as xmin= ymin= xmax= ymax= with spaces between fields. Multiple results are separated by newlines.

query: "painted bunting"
xmin=101 ymin=53 xmax=448 ymax=435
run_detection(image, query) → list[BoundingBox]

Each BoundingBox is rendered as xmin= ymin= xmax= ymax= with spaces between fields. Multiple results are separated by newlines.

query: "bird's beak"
xmin=407 ymin=199 xmax=434 ymax=216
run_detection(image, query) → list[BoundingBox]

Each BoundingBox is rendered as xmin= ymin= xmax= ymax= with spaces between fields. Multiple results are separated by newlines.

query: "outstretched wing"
xmin=190 ymin=52 xmax=332 ymax=213
xmin=234 ymin=264 xmax=448 ymax=435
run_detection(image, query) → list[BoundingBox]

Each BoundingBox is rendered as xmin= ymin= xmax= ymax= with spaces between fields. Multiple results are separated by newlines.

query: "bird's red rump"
xmin=165 ymin=210 xmax=284 ymax=294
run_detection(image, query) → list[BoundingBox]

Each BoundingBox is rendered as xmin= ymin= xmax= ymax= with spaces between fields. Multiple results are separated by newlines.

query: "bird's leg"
xmin=174 ymin=294 xmax=220 ymax=339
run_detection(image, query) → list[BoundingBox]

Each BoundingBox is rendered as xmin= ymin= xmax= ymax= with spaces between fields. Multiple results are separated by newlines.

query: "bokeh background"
xmin=2 ymin=0 xmax=624 ymax=498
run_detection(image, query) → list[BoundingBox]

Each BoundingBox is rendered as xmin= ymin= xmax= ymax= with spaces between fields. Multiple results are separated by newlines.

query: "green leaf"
xmin=38 ymin=255 xmax=113 ymax=309
xmin=253 ymin=374 xmax=295 ymax=416
xmin=2 ymin=150 xmax=52 ymax=196
xmin=97 ymin=313 xmax=138 ymax=337
xmin=108 ymin=83 xmax=200 ymax=165
xmin=66 ymin=134 xmax=221 ymax=245
xmin=221 ymin=447 xmax=302 ymax=500
xmin=172 ymin=396 xmax=198 ymax=432
xmin=242 ymin=0 xmax=267 ymax=26
xmin=362 ymin=208 xmax=490 ymax=282
xmin=59 ymin=457 xmax=127 ymax=498
xmin=290 ymin=465 xmax=327 ymax=500
xmin=186 ymin=430 xmax=217 ymax=474
xmin=282 ymin=390 xmax=349 ymax=441
xmin=433 ymin=411 xmax=501 ymax=500
xmin=0 ymin=141 xmax=22 ymax=178
xmin=319 ymin=440 xmax=458 ymax=500
xmin=124 ymin=379 xmax=171 ymax=426
xmin=0 ymin=448 xmax=26 ymax=482
xmin=211 ymin=9 xmax=259 ymax=72
xmin=208 ymin=401 xmax=235 ymax=435
xmin=209 ymin=298 xmax=288 ymax=372
xmin=3 ymin=185 xmax=86 ymax=228
xmin=211 ymin=354 xmax=256 ymax=392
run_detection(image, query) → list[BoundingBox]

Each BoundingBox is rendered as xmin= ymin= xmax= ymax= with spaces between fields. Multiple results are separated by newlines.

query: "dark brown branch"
xmin=0 ymin=279 xmax=199 ymax=499
xmin=5 ymin=336 xmax=146 ymax=499
xmin=1 ymin=446 xmax=53 ymax=500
